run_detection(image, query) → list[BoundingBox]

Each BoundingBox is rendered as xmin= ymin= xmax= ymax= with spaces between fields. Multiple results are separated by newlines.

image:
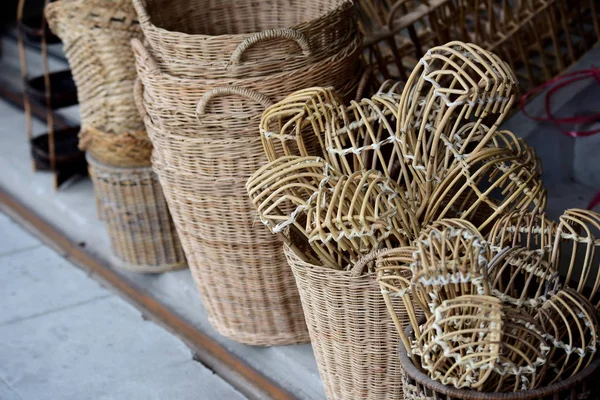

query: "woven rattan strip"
xmin=87 ymin=154 xmax=186 ymax=272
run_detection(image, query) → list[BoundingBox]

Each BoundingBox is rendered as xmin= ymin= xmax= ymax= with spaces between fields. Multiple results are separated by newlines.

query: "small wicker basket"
xmin=284 ymin=245 xmax=406 ymax=400
xmin=87 ymin=154 xmax=186 ymax=272
xmin=45 ymin=0 xmax=149 ymax=167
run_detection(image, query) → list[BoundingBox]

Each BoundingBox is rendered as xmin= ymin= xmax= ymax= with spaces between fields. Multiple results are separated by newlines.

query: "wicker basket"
xmin=131 ymin=37 xmax=362 ymax=131
xmin=136 ymin=87 xmax=312 ymax=345
xmin=357 ymin=0 xmax=600 ymax=90
xmin=87 ymin=154 xmax=186 ymax=272
xmin=284 ymin=245 xmax=406 ymax=399
xmin=45 ymin=0 xmax=148 ymax=167
xmin=132 ymin=0 xmax=357 ymax=78
xmin=399 ymin=325 xmax=600 ymax=400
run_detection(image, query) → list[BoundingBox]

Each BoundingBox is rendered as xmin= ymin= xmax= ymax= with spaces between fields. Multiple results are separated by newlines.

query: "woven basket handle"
xmin=133 ymin=78 xmax=147 ymax=119
xmin=196 ymin=87 xmax=273 ymax=117
xmin=130 ymin=38 xmax=161 ymax=76
xmin=350 ymin=249 xmax=388 ymax=277
xmin=229 ymin=28 xmax=312 ymax=65
xmin=132 ymin=0 xmax=151 ymax=25
xmin=387 ymin=0 xmax=431 ymax=30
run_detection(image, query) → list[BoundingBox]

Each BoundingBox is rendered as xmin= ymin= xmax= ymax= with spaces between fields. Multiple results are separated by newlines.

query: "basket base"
xmin=111 ymin=254 xmax=187 ymax=274
xmin=208 ymin=316 xmax=311 ymax=347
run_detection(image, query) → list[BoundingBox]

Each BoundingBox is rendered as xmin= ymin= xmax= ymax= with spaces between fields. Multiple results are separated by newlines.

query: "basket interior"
xmin=144 ymin=0 xmax=343 ymax=35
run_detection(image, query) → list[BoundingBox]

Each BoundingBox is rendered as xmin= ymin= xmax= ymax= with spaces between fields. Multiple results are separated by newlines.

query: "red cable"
xmin=520 ymin=67 xmax=600 ymax=210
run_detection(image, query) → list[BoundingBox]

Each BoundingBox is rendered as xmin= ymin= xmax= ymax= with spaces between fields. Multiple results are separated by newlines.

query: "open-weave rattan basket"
xmin=45 ymin=0 xmax=148 ymax=167
xmin=87 ymin=154 xmax=186 ymax=272
xmin=284 ymin=245 xmax=408 ymax=399
xmin=399 ymin=324 xmax=600 ymax=400
xmin=357 ymin=0 xmax=600 ymax=90
xmin=132 ymin=0 xmax=357 ymax=78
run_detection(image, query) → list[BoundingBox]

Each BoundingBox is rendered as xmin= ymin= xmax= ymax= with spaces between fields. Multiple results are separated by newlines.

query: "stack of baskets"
xmin=132 ymin=0 xmax=363 ymax=345
xmin=45 ymin=0 xmax=185 ymax=272
xmin=355 ymin=0 xmax=600 ymax=91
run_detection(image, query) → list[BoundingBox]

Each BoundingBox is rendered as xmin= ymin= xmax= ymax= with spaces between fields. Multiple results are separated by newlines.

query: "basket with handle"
xmin=136 ymin=85 xmax=311 ymax=345
xmin=87 ymin=154 xmax=186 ymax=272
xmin=45 ymin=0 xmax=149 ymax=167
xmin=132 ymin=0 xmax=357 ymax=78
xmin=131 ymin=36 xmax=362 ymax=133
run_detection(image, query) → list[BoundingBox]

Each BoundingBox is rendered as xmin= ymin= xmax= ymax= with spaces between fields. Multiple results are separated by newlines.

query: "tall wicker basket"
xmin=87 ymin=154 xmax=186 ymax=272
xmin=132 ymin=0 xmax=361 ymax=345
xmin=284 ymin=245 xmax=406 ymax=400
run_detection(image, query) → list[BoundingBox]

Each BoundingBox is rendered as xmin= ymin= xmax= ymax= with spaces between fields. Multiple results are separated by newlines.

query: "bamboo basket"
xmin=45 ymin=0 xmax=148 ymax=167
xmin=399 ymin=325 xmax=600 ymax=400
xmin=87 ymin=154 xmax=186 ymax=272
xmin=284 ymin=245 xmax=407 ymax=400
xmin=132 ymin=0 xmax=357 ymax=78
xmin=356 ymin=0 xmax=600 ymax=91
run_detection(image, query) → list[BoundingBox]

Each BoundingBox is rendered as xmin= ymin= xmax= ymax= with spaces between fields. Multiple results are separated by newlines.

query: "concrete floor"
xmin=0 ymin=211 xmax=247 ymax=400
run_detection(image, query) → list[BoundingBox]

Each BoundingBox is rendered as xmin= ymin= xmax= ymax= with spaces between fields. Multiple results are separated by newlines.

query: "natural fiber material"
xmin=357 ymin=0 xmax=600 ymax=91
xmin=79 ymin=126 xmax=153 ymax=168
xmin=87 ymin=154 xmax=186 ymax=272
xmin=552 ymin=209 xmax=600 ymax=308
xmin=488 ymin=211 xmax=556 ymax=259
xmin=133 ymin=0 xmax=356 ymax=78
xmin=257 ymin=46 xmax=545 ymax=231
xmin=45 ymin=0 xmax=147 ymax=167
xmin=487 ymin=246 xmax=558 ymax=313
xmin=246 ymin=156 xmax=419 ymax=270
xmin=132 ymin=36 xmax=362 ymax=132
xmin=535 ymin=288 xmax=599 ymax=384
xmin=284 ymin=244 xmax=405 ymax=400
xmin=136 ymin=87 xmax=314 ymax=345
xmin=399 ymin=322 xmax=600 ymax=399
xmin=414 ymin=296 xmax=548 ymax=392
xmin=132 ymin=0 xmax=360 ymax=344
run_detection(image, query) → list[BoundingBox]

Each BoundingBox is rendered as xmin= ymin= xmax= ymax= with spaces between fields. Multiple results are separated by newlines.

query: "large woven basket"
xmin=284 ymin=245 xmax=406 ymax=399
xmin=135 ymin=86 xmax=312 ymax=345
xmin=399 ymin=325 xmax=600 ymax=400
xmin=87 ymin=154 xmax=186 ymax=272
xmin=45 ymin=0 xmax=148 ymax=167
xmin=132 ymin=0 xmax=356 ymax=78
xmin=357 ymin=0 xmax=600 ymax=90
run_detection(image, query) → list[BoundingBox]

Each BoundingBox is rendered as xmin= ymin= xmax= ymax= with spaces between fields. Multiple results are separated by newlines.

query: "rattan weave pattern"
xmin=87 ymin=154 xmax=186 ymax=272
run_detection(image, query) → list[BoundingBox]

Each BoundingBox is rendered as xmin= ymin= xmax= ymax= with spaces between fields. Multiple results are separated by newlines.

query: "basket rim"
xmin=398 ymin=324 xmax=600 ymax=399
xmin=135 ymin=0 xmax=353 ymax=41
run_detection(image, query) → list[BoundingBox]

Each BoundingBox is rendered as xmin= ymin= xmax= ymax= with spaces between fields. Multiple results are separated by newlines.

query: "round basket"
xmin=132 ymin=36 xmax=362 ymax=130
xmin=132 ymin=0 xmax=356 ymax=78
xmin=45 ymin=0 xmax=149 ymax=166
xmin=398 ymin=326 xmax=600 ymax=400
xmin=284 ymin=245 xmax=406 ymax=400
xmin=87 ymin=154 xmax=186 ymax=272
